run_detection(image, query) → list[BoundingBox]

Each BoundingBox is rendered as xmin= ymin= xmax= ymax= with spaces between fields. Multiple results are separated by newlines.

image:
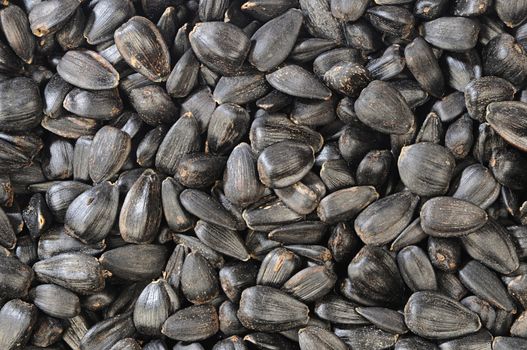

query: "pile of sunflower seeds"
xmin=2 ymin=0 xmax=527 ymax=349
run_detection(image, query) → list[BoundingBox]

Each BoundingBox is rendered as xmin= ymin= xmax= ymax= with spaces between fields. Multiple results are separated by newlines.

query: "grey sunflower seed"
xmin=256 ymin=90 xmax=293 ymax=112
xmin=175 ymin=154 xmax=226 ymax=189
xmin=73 ymin=136 xmax=92 ymax=182
xmin=22 ymin=193 xmax=52 ymax=239
xmin=404 ymin=291 xmax=481 ymax=339
xmin=195 ymin=220 xmax=249 ymax=261
xmin=269 ymin=221 xmax=327 ymax=245
xmin=180 ymin=189 xmax=238 ymax=230
xmin=129 ymin=85 xmax=178 ymax=126
xmin=452 ymin=164 xmax=500 ymax=209
xmin=313 ymin=48 xmax=366 ymax=78
xmin=465 ymin=76 xmax=515 ymax=122
xmin=80 ymin=313 xmax=135 ymax=350
xmin=427 ymin=237 xmax=461 ymax=272
xmin=298 ymin=326 xmax=348 ymax=350
xmin=199 ymin=0 xmax=229 ymax=21
xmin=100 ymin=244 xmax=167 ymax=281
xmin=136 ymin=125 xmax=167 ymax=168
xmin=0 ymin=206 xmax=16 ymax=250
xmin=395 ymin=336 xmax=439 ymax=350
xmin=219 ymin=262 xmax=258 ymax=303
xmin=437 ymin=271 xmax=468 ymax=301
xmin=41 ymin=115 xmax=99 ymax=139
xmin=0 ymin=254 xmax=33 ymax=299
xmin=356 ymin=306 xmax=408 ymax=334
xmin=88 ymin=126 xmax=131 ymax=183
xmin=405 ymin=37 xmax=444 ymax=98
xmin=266 ymin=65 xmax=331 ymax=100
xmin=461 ymin=296 xmax=497 ymax=330
xmin=0 ymin=299 xmax=37 ymax=350
xmin=162 ymin=304 xmax=219 ymax=341
xmin=109 ymin=338 xmax=142 ymax=350
xmin=314 ymin=293 xmax=368 ymax=325
xmin=181 ymin=87 xmax=217 ymax=133
xmin=299 ymin=0 xmax=344 ymax=43
xmin=37 ymin=225 xmax=105 ymax=260
xmin=331 ymin=0 xmax=368 ymax=21
xmin=421 ymin=17 xmax=480 ymax=52
xmin=0 ymin=77 xmax=42 ymax=132
xmin=275 ymin=172 xmax=326 ymax=215
xmin=432 ymin=91 xmax=466 ymax=123
xmin=30 ymin=315 xmax=65 ymax=348
xmin=240 ymin=0 xmax=297 ymax=22
xmin=490 ymin=148 xmax=527 ymax=190
xmin=0 ymin=5 xmax=36 ymax=64
xmin=161 ymin=178 xmax=194 ymax=233
xmin=57 ymin=50 xmax=119 ymax=90
xmin=29 ymin=283 xmax=80 ymax=319
xmin=219 ymin=301 xmax=246 ymax=336
xmin=453 ymin=0 xmax=492 ymax=16
xmin=282 ymin=265 xmax=337 ymax=302
xmin=486 ymin=101 xmax=527 ymax=152
xmin=208 ymin=106 xmax=250 ymax=156
xmin=495 ymin=0 xmax=527 ymax=27
xmin=174 ymin=234 xmax=225 ymax=269
xmin=181 ymin=251 xmax=220 ymax=305
xmin=63 ymin=88 xmax=123 ymax=120
xmin=397 ymin=245 xmax=437 ymax=292
xmin=334 ymin=325 xmax=398 ymax=350
xmin=317 ymin=186 xmax=378 ymax=224
xmin=483 ymin=34 xmax=527 ymax=88
xmin=213 ymin=73 xmax=271 ymax=105
xmin=166 ymin=49 xmax=199 ymax=98
xmin=28 ymin=0 xmax=80 ymax=37
xmin=366 ymin=5 xmax=414 ymax=38
xmin=56 ymin=7 xmax=86 ymax=50
xmin=84 ymin=0 xmax=135 ymax=45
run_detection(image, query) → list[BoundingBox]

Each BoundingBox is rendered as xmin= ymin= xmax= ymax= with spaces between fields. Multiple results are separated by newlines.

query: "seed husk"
xmin=80 ymin=313 xmax=135 ymax=350
xmin=299 ymin=0 xmax=344 ymax=43
xmin=180 ymin=189 xmax=238 ymax=230
xmin=265 ymin=65 xmax=332 ymax=100
xmin=99 ymin=244 xmax=167 ymax=281
xmin=114 ymin=16 xmax=171 ymax=82
xmin=57 ymin=50 xmax=119 ymax=90
xmin=195 ymin=220 xmax=250 ymax=261
xmin=181 ymin=87 xmax=217 ymax=133
xmin=0 ymin=5 xmax=36 ymax=64
xmin=28 ymin=0 xmax=80 ymax=37
xmin=495 ymin=0 xmax=527 ymax=27
xmin=0 ymin=254 xmax=34 ymax=299
xmin=427 ymin=237 xmax=461 ymax=273
xmin=174 ymin=234 xmax=225 ymax=269
xmin=175 ymin=153 xmax=226 ymax=189
xmin=486 ymin=101 xmax=527 ymax=152
xmin=0 ymin=77 xmax=42 ymax=132
xmin=404 ymin=291 xmax=482 ymax=339
xmin=88 ymin=126 xmax=131 ymax=183
xmin=282 ymin=265 xmax=337 ymax=302
xmin=483 ymin=34 xmax=527 ymax=88
xmin=237 ymin=285 xmax=309 ymax=332
xmin=317 ymin=186 xmax=379 ymax=224
xmin=63 ymin=88 xmax=123 ymax=120
xmin=298 ymin=326 xmax=348 ymax=350
xmin=181 ymin=251 xmax=220 ymax=305
xmin=465 ymin=76 xmax=516 ymax=122
xmin=421 ymin=17 xmax=480 ymax=52
xmin=366 ymin=5 xmax=414 ymax=38
xmin=84 ymin=0 xmax=135 ymax=45
xmin=0 ymin=299 xmax=38 ymax=350
xmin=405 ymin=37 xmax=444 ymax=98
xmin=29 ymin=283 xmax=80 ymax=319
xmin=397 ymin=245 xmax=437 ymax=292
xmin=490 ymin=148 xmax=527 ymax=190
xmin=334 ymin=325 xmax=398 ymax=350
xmin=162 ymin=304 xmax=219 ymax=341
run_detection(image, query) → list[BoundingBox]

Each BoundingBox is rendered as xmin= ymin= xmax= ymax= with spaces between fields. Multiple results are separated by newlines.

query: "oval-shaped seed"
xmin=461 ymin=296 xmax=497 ymax=330
xmin=0 ymin=254 xmax=33 ymax=299
xmin=63 ymin=88 xmax=123 ymax=120
xmin=0 ymin=77 xmax=42 ymax=132
xmin=268 ymin=221 xmax=327 ymax=246
xmin=398 ymin=245 xmax=437 ymax=292
xmin=275 ymin=172 xmax=326 ymax=215
xmin=438 ymin=329 xmax=493 ymax=350
xmin=460 ymin=260 xmax=515 ymax=312
xmin=356 ymin=306 xmax=404 ymax=335
xmin=486 ymin=101 xmax=527 ymax=152
xmin=166 ymin=49 xmax=199 ymax=98
xmin=161 ymin=178 xmax=194 ymax=233
xmin=355 ymin=80 xmax=414 ymax=135
xmin=88 ymin=126 xmax=130 ymax=183
xmin=427 ymin=237 xmax=461 ymax=272
xmin=421 ymin=17 xmax=480 ymax=52
xmin=207 ymin=105 xmax=250 ymax=155
xmin=64 ymin=181 xmax=119 ymax=244
xmin=320 ymin=159 xmax=356 ymax=192
xmin=237 ymin=285 xmax=309 ymax=332
xmin=181 ymin=251 xmax=220 ymax=305
xmin=266 ymin=65 xmax=331 ymax=100
xmin=41 ymin=115 xmax=99 ymax=139
xmin=0 ymin=299 xmax=37 ymax=350
xmin=323 ymin=62 xmax=372 ymax=97
xmin=37 ymin=226 xmax=105 ymax=260
xmin=366 ymin=44 xmax=405 ymax=81
xmin=398 ymin=142 xmax=455 ymax=196
xmin=55 ymin=8 xmax=86 ymax=50
xmin=331 ymin=0 xmax=368 ymax=21
xmin=136 ymin=125 xmax=166 ymax=168
xmin=461 ymin=219 xmax=519 ymax=274
xmin=180 ymin=189 xmax=238 ymax=230
xmin=99 ymin=244 xmax=167 ymax=281
xmin=21 ymin=193 xmax=52 ymax=239
xmin=249 ymin=9 xmax=303 ymax=71
xmin=213 ymin=72 xmax=270 ymax=105
xmin=445 ymin=114 xmax=474 ymax=159
xmin=355 ymin=191 xmax=419 ymax=246
xmin=33 ymin=252 xmax=105 ymax=295
xmin=395 ymin=336 xmax=439 ymax=350
xmin=366 ymin=5 xmax=414 ymax=38
xmin=490 ymin=148 xmax=527 ymax=190
xmin=334 ymin=325 xmax=398 ymax=349
xmin=80 ymin=313 xmax=135 ymax=350
xmin=282 ymin=265 xmax=337 ymax=302
xmin=0 ymin=5 xmax=36 ymax=64
xmin=495 ymin=0 xmax=527 ymax=27
xmin=155 ymin=112 xmax=201 ymax=175
xmin=114 ymin=16 xmax=171 ymax=81
xmin=128 ymin=85 xmax=178 ymax=126
xmin=30 ymin=283 xmax=80 ymax=319
xmin=484 ymin=34 xmax=527 ymax=88
xmin=162 ymin=304 xmax=219 ymax=341
xmin=347 ymin=245 xmax=405 ymax=306
xmin=313 ymin=48 xmax=366 ymax=78
xmin=432 ymin=92 xmax=466 ymax=123
xmin=256 ymin=247 xmax=301 ymax=288
xmin=28 ymin=0 xmax=80 ymax=37
xmin=405 ymin=37 xmax=444 ymax=98
xmin=45 ymin=181 xmax=91 ymax=222
xmin=391 ymin=218 xmax=428 ymax=252
xmin=57 ymin=50 xmax=119 ymax=90
xmin=84 ymin=0 xmax=135 ymax=45
xmin=195 ymin=220 xmax=249 ymax=261
xmin=290 ymin=98 xmax=336 ymax=127
xmin=219 ymin=262 xmax=258 ymax=303
xmin=404 ymin=291 xmax=481 ymax=339
xmin=465 ymin=76 xmax=515 ymax=122
xmin=257 ymin=141 xmax=314 ymax=189
xmin=298 ymin=326 xmax=348 ymax=350
xmin=420 ymin=197 xmax=488 ymax=237
xmin=189 ymin=21 xmax=250 ymax=76
xmin=43 ymin=74 xmax=72 ymax=118
xmin=175 ymin=153 xmax=226 ymax=189
xmin=299 ymin=0 xmax=344 ymax=43
xmin=317 ymin=186 xmax=378 ymax=224
xmin=133 ymin=279 xmax=179 ymax=336
xmin=452 ymin=164 xmax=500 ymax=209
xmin=314 ymin=293 xmax=368 ymax=325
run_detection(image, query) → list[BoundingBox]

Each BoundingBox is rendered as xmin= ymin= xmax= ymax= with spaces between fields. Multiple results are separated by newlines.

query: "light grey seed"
xmin=428 ymin=237 xmax=461 ymax=272
xmin=28 ymin=0 xmax=80 ymax=37
xmin=493 ymin=336 xmax=527 ymax=350
xmin=314 ymin=293 xmax=368 ymax=325
xmin=181 ymin=87 xmax=216 ymax=133
xmin=461 ymin=219 xmax=519 ymax=274
xmin=84 ymin=0 xmax=135 ymax=45
xmin=405 ymin=37 xmax=444 ymax=98
xmin=438 ymin=329 xmax=492 ymax=350
xmin=421 ymin=17 xmax=480 ymax=51
xmin=331 ymin=0 xmax=368 ymax=21
xmin=33 ymin=252 xmax=105 ymax=295
xmin=37 ymin=225 xmax=105 ymax=260
xmin=459 ymin=260 xmax=516 ymax=312
xmin=0 ymin=77 xmax=42 ymax=132
xmin=249 ymin=9 xmax=303 ymax=71
xmin=100 ymin=244 xmax=167 ymax=281
xmin=173 ymin=341 xmax=205 ymax=350
xmin=0 ymin=254 xmax=33 ymax=299
xmin=155 ymin=112 xmax=201 ymax=175
xmin=495 ymin=0 xmax=527 ymax=27
xmin=0 ymin=5 xmax=36 ymax=64
xmin=465 ymin=76 xmax=515 ymax=122
xmin=129 ymin=85 xmax=178 ymax=126
xmin=41 ymin=137 xmax=73 ymax=180
xmin=398 ymin=142 xmax=456 ymax=196
xmin=162 ymin=304 xmax=219 ymax=341
xmin=0 ymin=299 xmax=37 ymax=350
xmin=397 ymin=245 xmax=437 ymax=292
xmin=56 ymin=7 xmax=86 ymax=50
xmin=257 ymin=140 xmax=314 ymax=189
xmin=174 ymin=234 xmax=225 ymax=269
xmin=29 ymin=284 xmax=80 ymax=319
xmin=213 ymin=73 xmax=270 ymax=105
xmin=356 ymin=307 xmax=408 ymax=334
xmin=334 ymin=325 xmax=398 ymax=350
xmin=73 ymin=136 xmax=92 ymax=182
xmin=404 ymin=291 xmax=481 ymax=339
xmin=395 ymin=336 xmax=439 ymax=350
xmin=486 ymin=101 xmax=527 ymax=152
xmin=166 ymin=49 xmax=199 ymax=98
xmin=64 ymin=181 xmax=119 ymax=244
xmin=299 ymin=0 xmax=344 ymax=43
xmin=250 ymin=114 xmax=324 ymax=153
xmin=282 ymin=265 xmax=336 ymax=302
xmin=180 ymin=189 xmax=238 ymax=230
xmin=41 ymin=115 xmax=99 ymax=139
xmin=195 ymin=220 xmax=249 ymax=261
xmin=133 ymin=279 xmax=179 ymax=336
xmin=266 ymin=65 xmax=331 ymax=100
xmin=63 ymin=88 xmax=123 ymax=120
xmin=98 ymin=43 xmax=122 ymax=66
xmin=57 ymin=50 xmax=119 ymax=90
xmin=453 ymin=0 xmax=492 ymax=16
xmin=208 ymin=106 xmax=251 ymax=156
xmin=114 ymin=16 xmax=171 ymax=81
xmin=80 ymin=313 xmax=135 ymax=350
xmin=483 ymin=34 xmax=527 ymax=88
xmin=452 ymin=164 xmax=500 ymax=209
xmin=88 ymin=126 xmax=130 ymax=183
xmin=257 ymin=247 xmax=301 ymax=288
xmin=420 ymin=197 xmax=488 ymax=237
xmin=298 ymin=326 xmax=348 ymax=350
xmin=355 ymin=191 xmax=419 ymax=246
xmin=355 ymin=80 xmax=415 ymax=135
xmin=220 ymin=262 xmax=258 ymax=303
xmin=347 ymin=245 xmax=405 ymax=306
xmin=189 ymin=21 xmax=250 ymax=76
xmin=237 ymin=286 xmax=309 ymax=332
xmin=317 ymin=186 xmax=379 ymax=224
